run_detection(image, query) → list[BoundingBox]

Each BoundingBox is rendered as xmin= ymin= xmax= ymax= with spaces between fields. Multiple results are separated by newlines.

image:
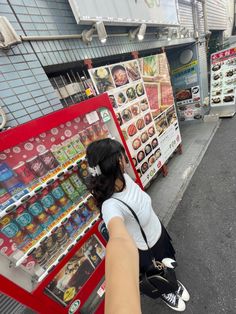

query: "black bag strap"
xmin=112 ymin=197 xmax=154 ymax=259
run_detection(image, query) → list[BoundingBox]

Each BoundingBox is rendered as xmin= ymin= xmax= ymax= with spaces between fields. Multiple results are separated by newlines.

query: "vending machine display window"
xmin=0 ymin=94 xmax=138 ymax=314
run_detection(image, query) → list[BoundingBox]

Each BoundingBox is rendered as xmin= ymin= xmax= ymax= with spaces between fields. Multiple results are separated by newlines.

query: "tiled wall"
xmin=0 ymin=0 xmax=62 ymax=127
xmin=0 ymin=0 xmax=196 ymax=128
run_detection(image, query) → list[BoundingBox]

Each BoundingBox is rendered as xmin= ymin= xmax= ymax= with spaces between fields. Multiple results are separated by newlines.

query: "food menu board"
xmin=138 ymin=54 xmax=181 ymax=184
xmin=210 ymin=48 xmax=236 ymax=108
xmin=89 ymin=55 xmax=181 ymax=187
xmin=45 ymin=234 xmax=105 ymax=306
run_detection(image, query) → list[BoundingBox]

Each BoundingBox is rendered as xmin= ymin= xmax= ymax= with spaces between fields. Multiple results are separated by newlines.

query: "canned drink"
xmin=86 ymin=126 xmax=97 ymax=142
xmin=39 ymin=150 xmax=59 ymax=170
xmin=71 ymin=210 xmax=85 ymax=228
xmin=86 ymin=197 xmax=99 ymax=212
xmin=0 ymin=213 xmax=29 ymax=247
xmin=60 ymin=178 xmax=80 ymax=202
xmin=51 ymin=145 xmax=68 ymax=164
xmin=54 ymin=225 xmax=69 ymax=246
xmin=39 ymin=188 xmax=61 ymax=218
xmin=32 ymin=245 xmax=48 ymax=267
xmin=44 ymin=234 xmax=59 ymax=258
xmin=62 ymin=218 xmax=76 ymax=236
xmin=77 ymin=160 xmax=89 ymax=179
xmin=69 ymin=173 xmax=87 ymax=196
xmin=70 ymin=135 xmax=85 ymax=155
xmin=0 ymin=163 xmax=14 ymax=182
xmin=0 ymin=183 xmax=11 ymax=204
xmin=26 ymin=156 xmax=48 ymax=178
xmin=2 ymin=176 xmax=25 ymax=196
xmin=79 ymin=204 xmax=92 ymax=221
xmin=13 ymin=161 xmax=36 ymax=185
xmin=27 ymin=195 xmax=53 ymax=229
xmin=93 ymin=122 xmax=108 ymax=139
xmin=93 ymin=122 xmax=103 ymax=139
xmin=79 ymin=130 xmax=91 ymax=147
xmin=0 ymin=163 xmax=25 ymax=196
xmin=50 ymin=181 xmax=73 ymax=211
xmin=15 ymin=205 xmax=43 ymax=239
xmin=62 ymin=140 xmax=77 ymax=159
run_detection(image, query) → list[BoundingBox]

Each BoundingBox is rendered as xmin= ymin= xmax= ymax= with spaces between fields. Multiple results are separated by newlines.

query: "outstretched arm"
xmin=105 ymin=217 xmax=141 ymax=314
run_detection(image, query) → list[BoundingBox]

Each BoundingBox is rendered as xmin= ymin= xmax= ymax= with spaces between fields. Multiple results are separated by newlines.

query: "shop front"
xmin=0 ymin=0 xmax=219 ymax=313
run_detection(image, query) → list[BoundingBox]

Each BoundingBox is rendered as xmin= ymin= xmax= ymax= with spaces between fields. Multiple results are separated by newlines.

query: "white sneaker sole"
xmin=177 ymin=280 xmax=190 ymax=302
xmin=161 ymin=297 xmax=186 ymax=312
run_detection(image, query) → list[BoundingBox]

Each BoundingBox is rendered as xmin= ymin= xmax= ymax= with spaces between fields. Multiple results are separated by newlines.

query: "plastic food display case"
xmin=0 ymin=94 xmax=139 ymax=314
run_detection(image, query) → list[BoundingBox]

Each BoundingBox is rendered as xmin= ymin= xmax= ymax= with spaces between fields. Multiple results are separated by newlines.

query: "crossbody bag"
xmin=112 ymin=197 xmax=178 ymax=299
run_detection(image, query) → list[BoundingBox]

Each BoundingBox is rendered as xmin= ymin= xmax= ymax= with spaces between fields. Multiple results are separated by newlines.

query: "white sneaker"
xmin=161 ymin=292 xmax=186 ymax=312
xmin=176 ymin=280 xmax=190 ymax=302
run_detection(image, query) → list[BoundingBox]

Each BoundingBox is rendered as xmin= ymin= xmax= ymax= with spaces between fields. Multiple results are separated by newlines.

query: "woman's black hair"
xmin=85 ymin=138 xmax=128 ymax=209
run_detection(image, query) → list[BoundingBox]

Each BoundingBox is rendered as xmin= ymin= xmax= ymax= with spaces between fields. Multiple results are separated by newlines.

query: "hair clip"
xmin=88 ymin=165 xmax=102 ymax=177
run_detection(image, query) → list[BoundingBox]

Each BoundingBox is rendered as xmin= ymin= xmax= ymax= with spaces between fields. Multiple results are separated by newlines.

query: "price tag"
xmin=97 ymin=281 xmax=105 ymax=297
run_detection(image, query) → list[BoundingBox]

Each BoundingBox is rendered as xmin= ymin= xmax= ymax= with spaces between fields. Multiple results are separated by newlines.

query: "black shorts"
xmin=138 ymin=223 xmax=176 ymax=273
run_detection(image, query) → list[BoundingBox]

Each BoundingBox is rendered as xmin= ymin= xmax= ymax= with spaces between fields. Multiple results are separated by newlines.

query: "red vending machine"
xmin=0 ymin=94 xmax=140 ymax=314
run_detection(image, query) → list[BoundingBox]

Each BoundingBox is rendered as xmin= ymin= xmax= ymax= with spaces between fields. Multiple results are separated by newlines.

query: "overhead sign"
xmin=68 ymin=0 xmax=179 ymax=26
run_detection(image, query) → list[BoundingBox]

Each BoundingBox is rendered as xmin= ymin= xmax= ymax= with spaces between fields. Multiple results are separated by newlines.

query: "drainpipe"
xmin=20 ymin=34 xmax=82 ymax=41
xmin=192 ymin=0 xmax=199 ymax=39
xmin=197 ymin=0 xmax=208 ymax=35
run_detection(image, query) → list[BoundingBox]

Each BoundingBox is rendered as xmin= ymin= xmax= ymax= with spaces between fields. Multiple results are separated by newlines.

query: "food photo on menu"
xmin=144 ymin=82 xmax=160 ymax=118
xmin=154 ymin=112 xmax=169 ymax=136
xmin=160 ymin=82 xmax=174 ymax=110
xmin=140 ymin=98 xmax=150 ymax=112
xmin=135 ymin=82 xmax=145 ymax=97
xmin=109 ymin=94 xmax=118 ymax=109
xmin=116 ymin=91 xmax=128 ymax=107
xmin=131 ymin=102 xmax=141 ymax=117
xmin=90 ymin=67 xmax=115 ymax=93
xmin=126 ymin=86 xmax=137 ymax=101
xmin=166 ymin=106 xmax=177 ymax=125
xmin=111 ymin=64 xmax=129 ymax=87
xmin=125 ymin=60 xmax=141 ymax=81
xmin=175 ymin=88 xmax=192 ymax=103
xmin=139 ymin=55 xmax=159 ymax=78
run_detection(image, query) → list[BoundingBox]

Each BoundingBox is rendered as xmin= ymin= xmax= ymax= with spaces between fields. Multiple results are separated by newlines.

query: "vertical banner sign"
xmin=169 ymin=47 xmax=202 ymax=121
xmin=89 ymin=54 xmax=181 ymax=187
xmin=211 ymin=48 xmax=236 ymax=111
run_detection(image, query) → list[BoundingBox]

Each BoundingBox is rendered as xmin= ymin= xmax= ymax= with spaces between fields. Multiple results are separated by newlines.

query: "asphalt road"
xmin=141 ymin=116 xmax=236 ymax=314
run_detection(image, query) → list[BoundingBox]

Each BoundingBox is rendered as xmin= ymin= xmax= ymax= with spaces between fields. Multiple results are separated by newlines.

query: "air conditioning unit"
xmin=0 ymin=16 xmax=21 ymax=49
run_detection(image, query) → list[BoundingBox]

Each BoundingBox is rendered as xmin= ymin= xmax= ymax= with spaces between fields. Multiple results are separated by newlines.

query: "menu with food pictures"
xmin=138 ymin=54 xmax=181 ymax=180
xmin=89 ymin=56 xmax=181 ymax=187
xmin=45 ymin=234 xmax=105 ymax=306
xmin=210 ymin=48 xmax=236 ymax=108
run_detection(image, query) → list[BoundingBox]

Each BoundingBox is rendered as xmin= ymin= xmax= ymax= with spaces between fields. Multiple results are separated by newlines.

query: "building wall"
xmin=0 ymin=0 xmax=198 ymax=128
xmin=0 ymin=1 xmax=63 ymax=127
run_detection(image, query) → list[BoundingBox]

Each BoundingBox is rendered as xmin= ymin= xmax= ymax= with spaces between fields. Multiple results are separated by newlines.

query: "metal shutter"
xmin=206 ymin=0 xmax=227 ymax=30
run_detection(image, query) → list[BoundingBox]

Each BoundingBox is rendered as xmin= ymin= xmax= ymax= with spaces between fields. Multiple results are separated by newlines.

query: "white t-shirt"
xmin=101 ymin=174 xmax=162 ymax=250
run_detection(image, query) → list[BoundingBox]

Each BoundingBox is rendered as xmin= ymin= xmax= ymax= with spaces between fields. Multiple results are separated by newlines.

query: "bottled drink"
xmin=81 ymin=76 xmax=94 ymax=99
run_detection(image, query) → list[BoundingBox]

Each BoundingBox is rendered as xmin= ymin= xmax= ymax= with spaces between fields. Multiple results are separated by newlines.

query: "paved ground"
xmin=141 ymin=116 xmax=236 ymax=313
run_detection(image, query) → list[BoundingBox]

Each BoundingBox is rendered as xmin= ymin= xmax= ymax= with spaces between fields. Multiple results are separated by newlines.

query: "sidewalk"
xmin=142 ymin=116 xmax=236 ymax=313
